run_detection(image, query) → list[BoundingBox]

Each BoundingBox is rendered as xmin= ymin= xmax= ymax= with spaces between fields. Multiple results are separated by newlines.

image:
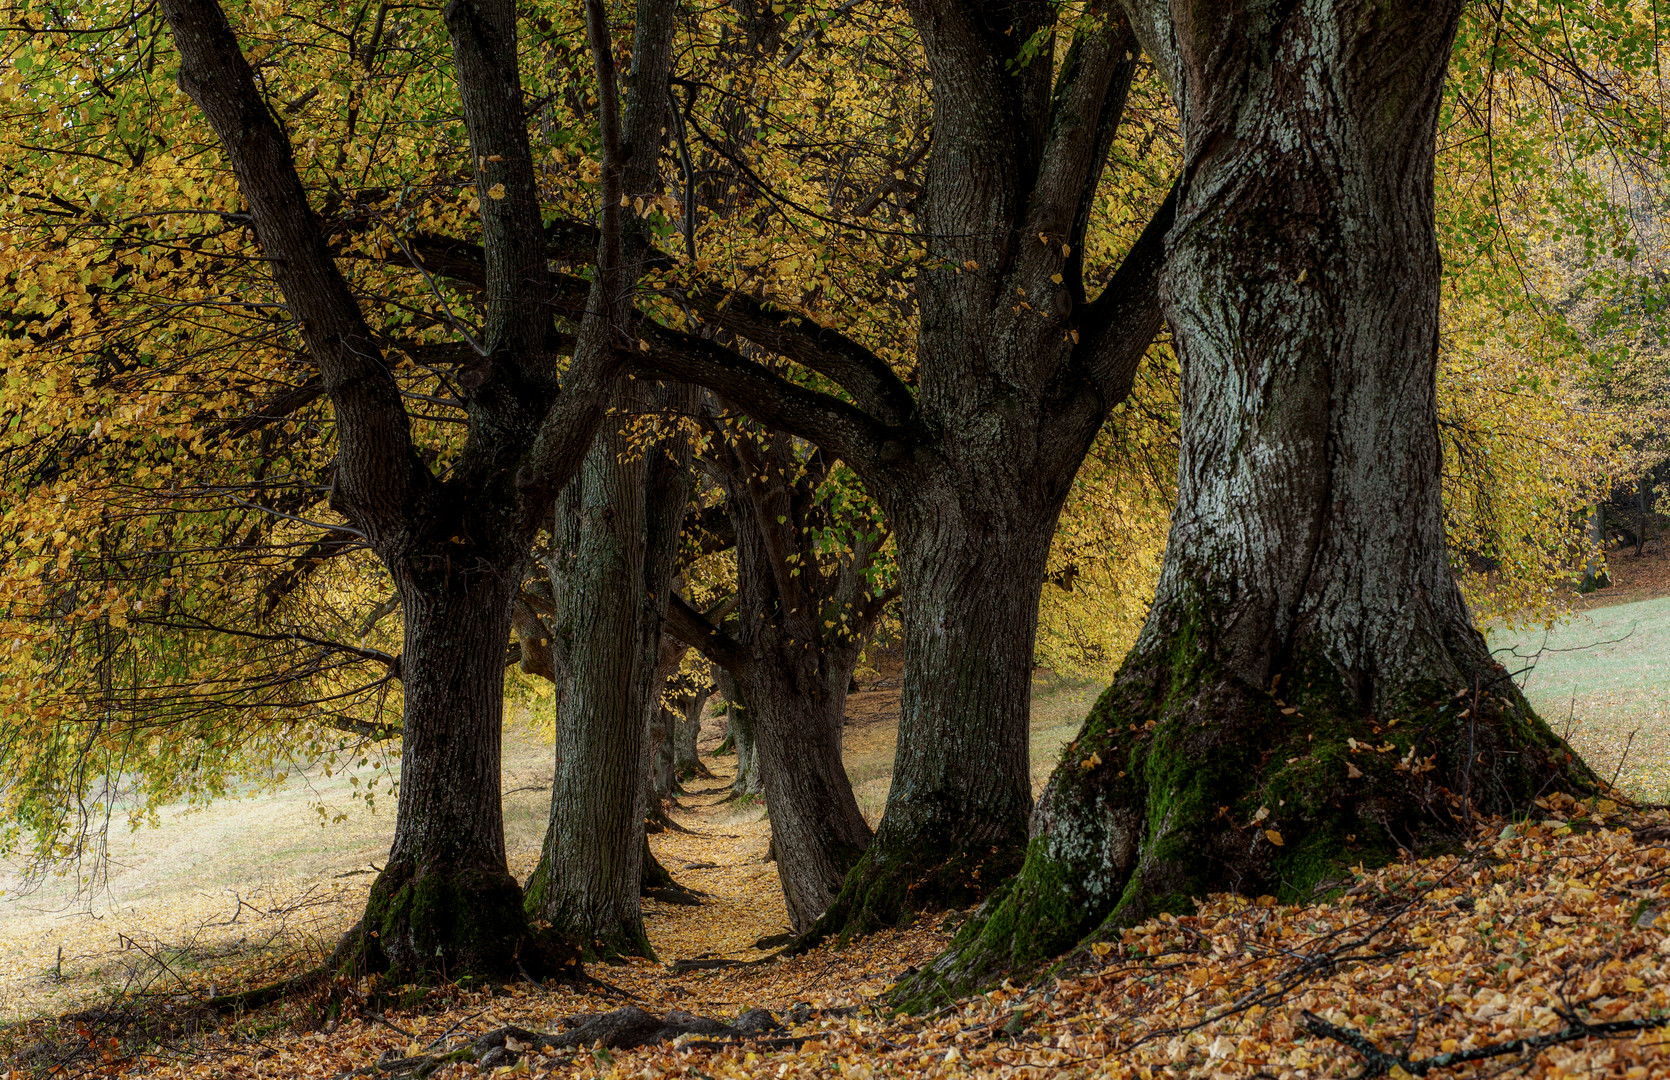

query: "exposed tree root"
xmin=343 ymin=1006 xmax=794 ymax=1077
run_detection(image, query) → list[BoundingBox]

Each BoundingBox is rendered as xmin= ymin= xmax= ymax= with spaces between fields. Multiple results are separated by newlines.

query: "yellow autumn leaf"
xmin=1264 ymin=829 xmax=1284 ymax=846
xmin=486 ymin=183 xmax=506 ymax=200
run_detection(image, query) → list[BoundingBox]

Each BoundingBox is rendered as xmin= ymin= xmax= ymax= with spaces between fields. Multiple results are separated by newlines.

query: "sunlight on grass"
xmin=1486 ymin=593 xmax=1670 ymax=802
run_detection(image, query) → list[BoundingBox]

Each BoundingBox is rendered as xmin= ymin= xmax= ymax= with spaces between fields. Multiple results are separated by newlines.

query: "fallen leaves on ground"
xmin=8 ymin=789 xmax=1670 ymax=1080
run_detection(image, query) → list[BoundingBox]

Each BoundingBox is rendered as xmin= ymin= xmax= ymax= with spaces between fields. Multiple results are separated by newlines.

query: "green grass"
xmin=1486 ymin=595 xmax=1670 ymax=802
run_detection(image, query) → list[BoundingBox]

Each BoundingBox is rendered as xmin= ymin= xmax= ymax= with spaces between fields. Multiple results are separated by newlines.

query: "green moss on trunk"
xmin=521 ymin=854 xmax=657 ymax=962
xmin=795 ymin=823 xmax=1025 ymax=950
xmin=892 ymin=616 xmax=1596 ymax=1010
xmin=341 ymin=860 xmax=576 ymax=984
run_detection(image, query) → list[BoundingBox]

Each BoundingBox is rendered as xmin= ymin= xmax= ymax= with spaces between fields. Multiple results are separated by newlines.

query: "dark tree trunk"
xmin=157 ymin=0 xmax=640 ymax=982
xmin=673 ymin=673 xmax=714 ymax=781
xmin=529 ymin=377 xmax=697 ymax=956
xmin=1580 ymin=504 xmax=1610 ymax=593
xmin=741 ymin=655 xmax=871 ymax=930
xmin=352 ymin=562 xmax=556 ymax=980
xmin=667 ymin=428 xmax=885 ymax=931
xmin=523 ymin=0 xmax=681 ymax=961
xmin=900 ymin=0 xmax=1596 ymax=1004
xmin=715 ymin=669 xmax=762 ymax=798
xmin=639 ymin=6 xmax=1178 ymax=941
xmin=819 ymin=491 xmax=1062 ymax=934
xmin=1638 ymin=474 xmax=1651 ymax=556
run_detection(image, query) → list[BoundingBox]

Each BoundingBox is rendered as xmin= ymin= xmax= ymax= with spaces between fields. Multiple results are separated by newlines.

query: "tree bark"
xmin=666 ymin=428 xmax=884 ymax=930
xmin=812 ymin=487 xmax=1060 ymax=935
xmin=714 ymin=668 xmax=762 ymax=798
xmin=157 ymin=0 xmax=625 ymax=981
xmin=348 ymin=565 xmax=540 ymax=979
xmin=673 ymin=673 xmax=714 ymax=781
xmin=526 ymin=408 xmax=654 ymax=959
xmin=523 ymin=0 xmax=682 ymax=961
xmin=1580 ymin=504 xmax=1610 ymax=593
xmin=898 ymin=0 xmax=1596 ymax=1005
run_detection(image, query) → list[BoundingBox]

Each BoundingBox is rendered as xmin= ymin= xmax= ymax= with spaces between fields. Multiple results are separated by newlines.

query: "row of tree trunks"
xmin=713 ymin=668 xmax=762 ymax=798
xmin=894 ymin=0 xmax=1596 ymax=1006
xmin=525 ymin=394 xmax=655 ymax=958
xmin=667 ymin=426 xmax=889 ymax=931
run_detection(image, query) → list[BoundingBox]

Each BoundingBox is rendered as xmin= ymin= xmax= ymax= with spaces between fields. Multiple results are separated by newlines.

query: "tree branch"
xmin=664 ymin=592 xmax=751 ymax=676
xmin=1301 ymin=1008 xmax=1667 ymax=1077
xmin=635 ymin=323 xmax=898 ymax=474
xmin=158 ymin=0 xmax=422 ymax=540
xmin=1070 ymin=179 xmax=1178 ymax=403
xmin=443 ymin=0 xmax=551 ymax=363
xmin=682 ymin=290 xmax=913 ymax=426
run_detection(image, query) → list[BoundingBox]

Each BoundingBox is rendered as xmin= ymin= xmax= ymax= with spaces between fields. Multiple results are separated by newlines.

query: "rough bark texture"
xmin=667 ymin=428 xmax=885 ymax=931
xmin=350 ymin=568 xmax=531 ymax=979
xmin=896 ymin=0 xmax=1596 ymax=1006
xmin=157 ymin=0 xmax=631 ymax=980
xmin=673 ymin=672 xmax=714 ymax=781
xmin=791 ymin=5 xmax=1172 ymax=941
xmin=522 ymin=0 xmax=681 ymax=962
xmin=714 ymin=668 xmax=761 ymax=799
xmin=527 ymin=407 xmax=654 ymax=959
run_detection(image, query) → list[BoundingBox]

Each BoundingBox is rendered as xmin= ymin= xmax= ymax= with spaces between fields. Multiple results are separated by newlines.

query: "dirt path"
xmin=0 ymin=671 xmax=1097 ymax=1025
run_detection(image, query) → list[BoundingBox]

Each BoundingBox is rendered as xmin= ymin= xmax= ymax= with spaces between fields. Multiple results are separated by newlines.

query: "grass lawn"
xmin=1487 ymin=592 xmax=1670 ymax=802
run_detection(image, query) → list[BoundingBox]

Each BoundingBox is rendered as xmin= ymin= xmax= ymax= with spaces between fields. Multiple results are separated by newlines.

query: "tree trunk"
xmin=810 ymin=478 xmax=1072 ymax=938
xmin=1638 ymin=474 xmax=1651 ymax=556
xmin=716 ymin=669 xmax=762 ymax=798
xmin=353 ymin=562 xmax=569 ymax=981
xmin=673 ymin=675 xmax=714 ymax=780
xmin=526 ymin=413 xmax=653 ymax=960
xmin=740 ymin=652 xmax=872 ymax=931
xmin=899 ymin=0 xmax=1595 ymax=1005
xmin=1580 ymin=504 xmax=1610 ymax=593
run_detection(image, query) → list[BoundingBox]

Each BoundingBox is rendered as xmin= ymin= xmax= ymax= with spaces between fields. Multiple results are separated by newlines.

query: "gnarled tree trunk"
xmin=673 ymin=671 xmax=714 ymax=781
xmin=900 ymin=0 xmax=1596 ymax=1004
xmin=817 ymin=490 xmax=1062 ymax=935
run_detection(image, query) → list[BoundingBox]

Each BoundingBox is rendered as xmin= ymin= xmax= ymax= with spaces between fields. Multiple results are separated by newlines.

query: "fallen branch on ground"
xmin=1301 ymin=1006 xmax=1668 ymax=1077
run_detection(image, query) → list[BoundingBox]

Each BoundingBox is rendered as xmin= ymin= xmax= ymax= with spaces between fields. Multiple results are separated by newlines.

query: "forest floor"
xmin=3 ymin=656 xmax=1670 ymax=1078
xmin=0 ymin=668 xmax=1099 ymax=1028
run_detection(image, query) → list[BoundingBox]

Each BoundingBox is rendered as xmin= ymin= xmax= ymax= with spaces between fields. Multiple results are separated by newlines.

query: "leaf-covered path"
xmin=7 ymin=762 xmax=1670 ymax=1080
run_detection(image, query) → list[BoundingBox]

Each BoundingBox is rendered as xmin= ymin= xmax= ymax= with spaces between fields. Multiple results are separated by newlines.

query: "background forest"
xmin=4 ymin=1 xmax=1670 ymax=1078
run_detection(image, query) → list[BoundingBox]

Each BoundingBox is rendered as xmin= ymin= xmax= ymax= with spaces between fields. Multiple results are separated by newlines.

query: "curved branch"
xmin=682 ymin=292 xmax=914 ymax=426
xmin=159 ymin=0 xmax=422 ymax=538
xmin=634 ymin=323 xmax=898 ymax=476
xmin=664 ymin=592 xmax=750 ymax=677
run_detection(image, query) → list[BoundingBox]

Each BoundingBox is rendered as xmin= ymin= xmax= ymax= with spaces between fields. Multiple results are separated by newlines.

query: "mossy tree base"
xmin=893 ymin=631 xmax=1596 ymax=1010
xmin=522 ymin=856 xmax=656 ymax=963
xmin=797 ymin=815 xmax=1027 ymax=949
xmin=338 ymin=860 xmax=580 ymax=985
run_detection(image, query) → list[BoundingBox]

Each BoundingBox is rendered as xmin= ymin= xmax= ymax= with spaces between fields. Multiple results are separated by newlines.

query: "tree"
xmin=899 ymin=0 xmax=1600 ymax=1002
xmin=639 ymin=0 xmax=1178 ymax=938
xmin=524 ymin=382 xmax=697 ymax=960
xmin=667 ymin=417 xmax=894 ymax=930
xmin=150 ymin=0 xmax=649 ymax=980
